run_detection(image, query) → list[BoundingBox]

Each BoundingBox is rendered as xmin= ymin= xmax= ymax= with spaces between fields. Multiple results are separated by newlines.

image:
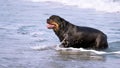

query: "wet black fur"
xmin=47 ymin=15 xmax=108 ymax=50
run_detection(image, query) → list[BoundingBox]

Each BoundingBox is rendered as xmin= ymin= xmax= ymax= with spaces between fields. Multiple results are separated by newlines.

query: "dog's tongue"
xmin=47 ymin=24 xmax=55 ymax=29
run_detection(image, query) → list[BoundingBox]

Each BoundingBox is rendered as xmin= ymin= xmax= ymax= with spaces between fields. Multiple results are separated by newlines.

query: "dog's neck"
xmin=53 ymin=29 xmax=64 ymax=42
xmin=53 ymin=22 xmax=74 ymax=42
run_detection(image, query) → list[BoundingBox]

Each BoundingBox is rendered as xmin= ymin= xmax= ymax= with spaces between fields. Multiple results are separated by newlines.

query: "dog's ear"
xmin=59 ymin=17 xmax=69 ymax=29
xmin=58 ymin=17 xmax=64 ymax=22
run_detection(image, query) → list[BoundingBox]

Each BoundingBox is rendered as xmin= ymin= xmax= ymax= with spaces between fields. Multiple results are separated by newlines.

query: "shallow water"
xmin=0 ymin=0 xmax=120 ymax=68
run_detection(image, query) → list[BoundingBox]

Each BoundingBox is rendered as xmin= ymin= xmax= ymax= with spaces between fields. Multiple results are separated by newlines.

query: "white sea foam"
xmin=31 ymin=45 xmax=56 ymax=50
xmin=56 ymin=46 xmax=120 ymax=55
xmin=30 ymin=0 xmax=120 ymax=12
xmin=31 ymin=45 xmax=120 ymax=55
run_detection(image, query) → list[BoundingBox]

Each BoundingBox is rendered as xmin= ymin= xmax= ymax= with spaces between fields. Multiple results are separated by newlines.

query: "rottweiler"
xmin=47 ymin=15 xmax=108 ymax=50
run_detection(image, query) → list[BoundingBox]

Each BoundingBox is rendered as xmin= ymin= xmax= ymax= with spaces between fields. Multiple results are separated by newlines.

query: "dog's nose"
xmin=47 ymin=19 xmax=50 ymax=24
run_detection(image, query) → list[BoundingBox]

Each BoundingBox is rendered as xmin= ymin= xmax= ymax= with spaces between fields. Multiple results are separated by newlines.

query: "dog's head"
xmin=47 ymin=15 xmax=68 ymax=31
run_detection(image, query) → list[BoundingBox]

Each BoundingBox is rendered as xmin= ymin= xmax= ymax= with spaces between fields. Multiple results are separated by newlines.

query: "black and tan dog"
xmin=47 ymin=15 xmax=108 ymax=50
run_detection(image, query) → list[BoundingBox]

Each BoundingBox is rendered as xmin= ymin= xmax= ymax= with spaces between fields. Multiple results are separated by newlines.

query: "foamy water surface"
xmin=31 ymin=0 xmax=120 ymax=12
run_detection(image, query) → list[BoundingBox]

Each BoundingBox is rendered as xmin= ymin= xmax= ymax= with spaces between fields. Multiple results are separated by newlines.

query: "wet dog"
xmin=47 ymin=15 xmax=108 ymax=50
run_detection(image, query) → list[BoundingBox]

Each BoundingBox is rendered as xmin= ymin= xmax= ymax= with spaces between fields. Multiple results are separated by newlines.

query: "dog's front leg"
xmin=59 ymin=39 xmax=69 ymax=48
xmin=59 ymin=34 xmax=69 ymax=48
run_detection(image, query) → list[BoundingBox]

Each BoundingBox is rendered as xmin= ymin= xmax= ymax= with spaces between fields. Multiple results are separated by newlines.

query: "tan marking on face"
xmin=51 ymin=21 xmax=59 ymax=31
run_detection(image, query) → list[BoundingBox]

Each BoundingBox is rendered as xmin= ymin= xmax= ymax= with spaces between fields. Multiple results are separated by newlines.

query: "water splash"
xmin=31 ymin=45 xmax=120 ymax=55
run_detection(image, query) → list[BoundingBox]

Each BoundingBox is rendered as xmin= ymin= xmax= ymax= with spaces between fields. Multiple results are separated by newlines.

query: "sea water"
xmin=0 ymin=0 xmax=120 ymax=68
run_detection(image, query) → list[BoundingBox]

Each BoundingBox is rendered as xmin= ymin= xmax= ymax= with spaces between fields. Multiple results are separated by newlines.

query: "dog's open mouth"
xmin=47 ymin=24 xmax=55 ymax=29
xmin=46 ymin=19 xmax=59 ymax=30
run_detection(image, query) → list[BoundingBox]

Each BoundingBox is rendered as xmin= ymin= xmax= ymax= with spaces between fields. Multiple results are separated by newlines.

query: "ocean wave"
xmin=31 ymin=45 xmax=120 ymax=55
xmin=56 ymin=46 xmax=120 ymax=55
xmin=30 ymin=0 xmax=120 ymax=12
xmin=31 ymin=45 xmax=56 ymax=50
